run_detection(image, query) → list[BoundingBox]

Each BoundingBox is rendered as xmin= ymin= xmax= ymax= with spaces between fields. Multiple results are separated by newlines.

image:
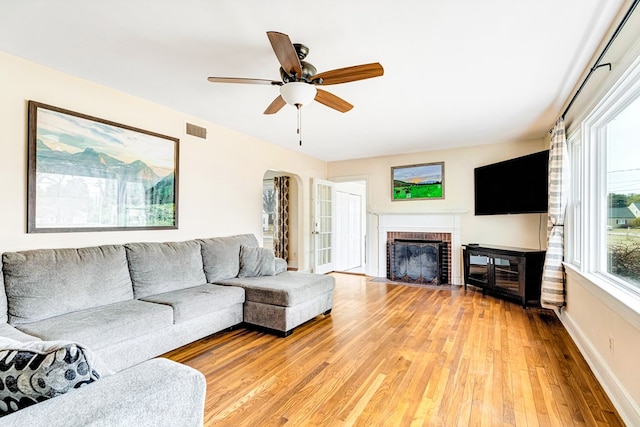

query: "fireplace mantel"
xmin=376 ymin=212 xmax=464 ymax=284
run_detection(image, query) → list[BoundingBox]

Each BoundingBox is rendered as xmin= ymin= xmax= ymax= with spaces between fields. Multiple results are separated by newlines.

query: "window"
xmin=572 ymin=54 xmax=640 ymax=296
xmin=263 ymin=179 xmax=275 ymax=243
xmin=604 ymin=96 xmax=640 ymax=288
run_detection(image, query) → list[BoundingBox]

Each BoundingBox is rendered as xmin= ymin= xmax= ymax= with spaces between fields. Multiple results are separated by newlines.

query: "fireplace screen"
xmin=387 ymin=240 xmax=445 ymax=284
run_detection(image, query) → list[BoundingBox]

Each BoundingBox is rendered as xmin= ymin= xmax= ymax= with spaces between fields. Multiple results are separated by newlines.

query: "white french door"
xmin=335 ymin=191 xmax=363 ymax=271
xmin=313 ymin=179 xmax=335 ymax=274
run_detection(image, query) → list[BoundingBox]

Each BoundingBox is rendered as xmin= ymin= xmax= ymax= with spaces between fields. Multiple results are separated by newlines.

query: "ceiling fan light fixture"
xmin=280 ymin=82 xmax=317 ymax=107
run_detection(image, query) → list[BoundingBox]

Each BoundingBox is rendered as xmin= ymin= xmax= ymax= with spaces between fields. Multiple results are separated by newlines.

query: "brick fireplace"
xmin=376 ymin=212 xmax=463 ymax=285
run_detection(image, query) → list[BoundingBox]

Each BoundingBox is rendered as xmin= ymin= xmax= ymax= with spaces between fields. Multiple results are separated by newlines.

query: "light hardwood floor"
xmin=163 ymin=273 xmax=624 ymax=426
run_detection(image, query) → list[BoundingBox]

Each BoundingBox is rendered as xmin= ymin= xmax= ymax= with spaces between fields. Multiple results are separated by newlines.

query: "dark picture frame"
xmin=391 ymin=161 xmax=444 ymax=201
xmin=27 ymin=101 xmax=179 ymax=233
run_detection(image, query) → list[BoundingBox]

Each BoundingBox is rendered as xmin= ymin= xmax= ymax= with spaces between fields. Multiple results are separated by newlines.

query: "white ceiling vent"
xmin=185 ymin=122 xmax=207 ymax=140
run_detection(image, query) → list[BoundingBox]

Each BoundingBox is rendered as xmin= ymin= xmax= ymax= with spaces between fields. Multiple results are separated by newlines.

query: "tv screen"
xmin=474 ymin=150 xmax=549 ymax=215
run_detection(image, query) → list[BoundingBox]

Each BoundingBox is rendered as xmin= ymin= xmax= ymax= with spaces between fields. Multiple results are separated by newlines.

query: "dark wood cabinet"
xmin=462 ymin=244 xmax=545 ymax=308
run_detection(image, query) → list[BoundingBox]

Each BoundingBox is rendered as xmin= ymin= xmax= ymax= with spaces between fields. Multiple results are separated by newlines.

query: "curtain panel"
xmin=273 ymin=176 xmax=290 ymax=260
xmin=541 ymin=118 xmax=569 ymax=308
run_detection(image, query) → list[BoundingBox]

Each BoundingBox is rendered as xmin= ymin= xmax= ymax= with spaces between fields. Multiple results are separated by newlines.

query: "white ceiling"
xmin=0 ymin=1 xmax=627 ymax=162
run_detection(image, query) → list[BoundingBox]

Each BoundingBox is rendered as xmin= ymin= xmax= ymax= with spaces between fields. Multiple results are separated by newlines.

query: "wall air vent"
xmin=185 ymin=122 xmax=207 ymax=139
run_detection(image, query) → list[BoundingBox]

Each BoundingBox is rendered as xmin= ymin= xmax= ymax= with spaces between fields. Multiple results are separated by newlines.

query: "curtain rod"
xmin=560 ymin=0 xmax=640 ymax=120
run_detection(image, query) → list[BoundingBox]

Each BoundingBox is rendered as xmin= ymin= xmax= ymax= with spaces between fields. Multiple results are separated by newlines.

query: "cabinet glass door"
xmin=493 ymin=256 xmax=520 ymax=293
xmin=468 ymin=254 xmax=490 ymax=285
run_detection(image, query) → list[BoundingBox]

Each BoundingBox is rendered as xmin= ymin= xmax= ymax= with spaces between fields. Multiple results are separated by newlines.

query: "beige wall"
xmin=0 ymin=51 xmax=327 ymax=271
xmin=328 ymin=139 xmax=549 ymax=276
xmin=562 ymin=268 xmax=640 ymax=421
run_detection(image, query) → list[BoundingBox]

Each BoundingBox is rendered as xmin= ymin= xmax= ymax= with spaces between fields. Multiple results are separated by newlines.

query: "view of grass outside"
xmin=606 ymin=95 xmax=640 ymax=289
xmin=607 ymin=204 xmax=640 ymax=288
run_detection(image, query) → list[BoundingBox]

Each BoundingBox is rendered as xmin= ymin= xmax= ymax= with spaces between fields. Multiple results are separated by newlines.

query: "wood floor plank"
xmin=162 ymin=273 xmax=625 ymax=426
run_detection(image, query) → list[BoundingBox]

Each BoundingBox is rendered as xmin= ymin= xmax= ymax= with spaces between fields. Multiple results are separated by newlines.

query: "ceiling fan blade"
xmin=266 ymin=31 xmax=302 ymax=78
xmin=315 ymin=89 xmax=353 ymax=113
xmin=312 ymin=62 xmax=384 ymax=85
xmin=264 ymin=95 xmax=287 ymax=114
xmin=207 ymin=77 xmax=281 ymax=85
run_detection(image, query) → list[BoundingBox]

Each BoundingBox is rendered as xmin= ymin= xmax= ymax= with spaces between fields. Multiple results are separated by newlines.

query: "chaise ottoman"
xmin=198 ymin=234 xmax=335 ymax=337
xmin=216 ymin=271 xmax=335 ymax=336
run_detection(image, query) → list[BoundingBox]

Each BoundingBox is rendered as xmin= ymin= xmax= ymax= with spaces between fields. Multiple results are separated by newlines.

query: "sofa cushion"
xmin=0 ymin=339 xmax=111 ymax=417
xmin=0 ymin=268 xmax=7 ymax=323
xmin=2 ymin=246 xmax=134 ymax=325
xmin=14 ymin=300 xmax=173 ymax=352
xmin=216 ymin=272 xmax=335 ymax=307
xmin=238 ymin=245 xmax=276 ymax=277
xmin=198 ymin=234 xmax=259 ymax=282
xmin=139 ymin=284 xmax=245 ymax=323
xmin=125 ymin=241 xmax=207 ymax=299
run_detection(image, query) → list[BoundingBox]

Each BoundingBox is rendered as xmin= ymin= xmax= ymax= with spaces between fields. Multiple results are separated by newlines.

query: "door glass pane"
xmin=316 ymin=183 xmax=332 ymax=266
xmin=605 ymin=95 xmax=640 ymax=289
xmin=493 ymin=257 xmax=519 ymax=292
xmin=469 ymin=254 xmax=489 ymax=284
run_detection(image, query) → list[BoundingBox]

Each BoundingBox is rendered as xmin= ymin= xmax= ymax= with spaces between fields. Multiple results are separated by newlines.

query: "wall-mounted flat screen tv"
xmin=474 ymin=150 xmax=549 ymax=215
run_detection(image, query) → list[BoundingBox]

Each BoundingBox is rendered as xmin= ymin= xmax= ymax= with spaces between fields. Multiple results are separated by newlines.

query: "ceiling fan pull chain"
xmin=297 ymin=104 xmax=302 ymax=146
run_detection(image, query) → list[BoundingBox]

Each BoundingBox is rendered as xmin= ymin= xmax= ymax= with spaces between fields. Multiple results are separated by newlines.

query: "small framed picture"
xmin=391 ymin=162 xmax=444 ymax=201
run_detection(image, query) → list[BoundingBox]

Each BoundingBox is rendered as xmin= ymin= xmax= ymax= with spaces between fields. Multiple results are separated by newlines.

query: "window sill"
xmin=564 ymin=262 xmax=640 ymax=330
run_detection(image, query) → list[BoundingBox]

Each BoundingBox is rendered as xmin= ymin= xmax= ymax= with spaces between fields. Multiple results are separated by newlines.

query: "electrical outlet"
xmin=608 ymin=335 xmax=615 ymax=355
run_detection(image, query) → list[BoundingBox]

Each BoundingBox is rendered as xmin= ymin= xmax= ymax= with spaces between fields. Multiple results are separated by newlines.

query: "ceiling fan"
xmin=207 ymin=31 xmax=384 ymax=115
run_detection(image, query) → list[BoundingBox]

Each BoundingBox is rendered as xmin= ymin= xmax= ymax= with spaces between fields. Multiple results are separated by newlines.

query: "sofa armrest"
xmin=0 ymin=358 xmax=205 ymax=427
xmin=0 ymin=322 xmax=42 ymax=342
xmin=275 ymin=257 xmax=288 ymax=274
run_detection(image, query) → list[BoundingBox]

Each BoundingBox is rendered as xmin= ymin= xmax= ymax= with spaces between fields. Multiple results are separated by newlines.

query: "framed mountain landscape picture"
xmin=391 ymin=161 xmax=444 ymax=201
xmin=27 ymin=101 xmax=179 ymax=233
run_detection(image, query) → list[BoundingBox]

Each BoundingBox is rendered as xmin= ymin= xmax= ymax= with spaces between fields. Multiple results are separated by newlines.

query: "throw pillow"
xmin=238 ymin=245 xmax=276 ymax=277
xmin=0 ymin=340 xmax=111 ymax=417
xmin=274 ymin=257 xmax=288 ymax=274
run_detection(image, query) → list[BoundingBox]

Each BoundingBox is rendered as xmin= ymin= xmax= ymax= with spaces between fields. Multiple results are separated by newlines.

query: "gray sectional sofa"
xmin=0 ymin=233 xmax=335 ymax=425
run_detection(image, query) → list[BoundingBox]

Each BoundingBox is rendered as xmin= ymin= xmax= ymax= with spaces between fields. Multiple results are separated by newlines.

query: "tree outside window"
xmin=263 ymin=181 xmax=275 ymax=240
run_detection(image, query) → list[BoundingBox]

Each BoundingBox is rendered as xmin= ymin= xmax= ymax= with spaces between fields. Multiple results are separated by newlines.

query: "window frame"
xmin=566 ymin=129 xmax=582 ymax=267
xmin=571 ymin=53 xmax=640 ymax=299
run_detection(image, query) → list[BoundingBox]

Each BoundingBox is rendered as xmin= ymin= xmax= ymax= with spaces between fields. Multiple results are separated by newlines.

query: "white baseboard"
xmin=558 ymin=309 xmax=640 ymax=424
